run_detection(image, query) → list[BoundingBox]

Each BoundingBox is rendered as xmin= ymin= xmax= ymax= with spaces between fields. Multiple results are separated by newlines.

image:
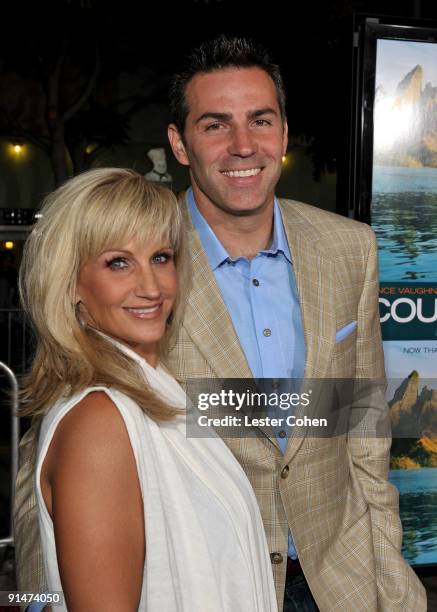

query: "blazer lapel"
xmin=181 ymin=197 xmax=281 ymax=449
xmin=182 ymin=206 xmax=252 ymax=380
xmin=279 ymin=200 xmax=337 ymax=463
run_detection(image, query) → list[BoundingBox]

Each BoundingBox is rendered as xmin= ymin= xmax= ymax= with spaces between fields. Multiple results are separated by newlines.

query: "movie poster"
xmin=372 ymin=39 xmax=437 ymax=565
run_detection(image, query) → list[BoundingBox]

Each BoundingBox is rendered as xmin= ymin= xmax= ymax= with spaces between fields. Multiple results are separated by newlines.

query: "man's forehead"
xmin=185 ymin=67 xmax=278 ymax=114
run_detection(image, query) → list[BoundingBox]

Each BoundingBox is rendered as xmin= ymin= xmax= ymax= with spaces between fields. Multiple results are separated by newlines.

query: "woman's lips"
xmin=124 ymin=304 xmax=162 ymax=319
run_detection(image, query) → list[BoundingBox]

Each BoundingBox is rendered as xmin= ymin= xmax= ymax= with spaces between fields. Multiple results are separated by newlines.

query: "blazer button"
xmin=270 ymin=552 xmax=284 ymax=564
xmin=280 ymin=465 xmax=290 ymax=479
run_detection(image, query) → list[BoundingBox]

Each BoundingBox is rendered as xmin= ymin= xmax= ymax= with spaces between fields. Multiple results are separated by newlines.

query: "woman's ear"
xmin=74 ymin=299 xmax=82 ymax=317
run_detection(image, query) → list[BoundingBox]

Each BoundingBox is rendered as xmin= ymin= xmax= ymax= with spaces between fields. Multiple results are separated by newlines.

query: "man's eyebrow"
xmin=196 ymin=112 xmax=232 ymax=124
xmin=195 ymin=107 xmax=279 ymax=125
xmin=248 ymin=107 xmax=278 ymax=119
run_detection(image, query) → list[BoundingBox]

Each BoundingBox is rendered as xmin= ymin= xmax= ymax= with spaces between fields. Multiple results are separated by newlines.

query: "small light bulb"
xmin=5 ymin=241 xmax=14 ymax=250
xmin=282 ymin=155 xmax=287 ymax=163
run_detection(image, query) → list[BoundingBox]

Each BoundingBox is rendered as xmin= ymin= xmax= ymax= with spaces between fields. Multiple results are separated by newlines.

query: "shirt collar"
xmin=187 ymin=188 xmax=292 ymax=270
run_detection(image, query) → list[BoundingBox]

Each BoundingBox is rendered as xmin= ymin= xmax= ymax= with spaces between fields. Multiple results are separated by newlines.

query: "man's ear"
xmin=168 ymin=124 xmax=190 ymax=167
xmin=282 ymin=119 xmax=288 ymax=156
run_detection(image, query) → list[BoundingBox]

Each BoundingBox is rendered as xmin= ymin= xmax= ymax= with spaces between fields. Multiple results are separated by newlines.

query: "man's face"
xmin=168 ymin=67 xmax=288 ymax=217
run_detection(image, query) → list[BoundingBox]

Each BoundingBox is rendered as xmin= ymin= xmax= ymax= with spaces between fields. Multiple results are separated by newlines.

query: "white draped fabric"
xmin=35 ymin=342 xmax=278 ymax=611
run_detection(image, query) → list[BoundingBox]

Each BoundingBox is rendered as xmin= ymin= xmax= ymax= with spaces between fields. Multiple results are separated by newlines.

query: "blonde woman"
xmin=18 ymin=168 xmax=277 ymax=612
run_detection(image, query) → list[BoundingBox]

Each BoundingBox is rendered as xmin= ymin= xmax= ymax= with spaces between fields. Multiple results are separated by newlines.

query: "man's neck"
xmin=194 ymin=197 xmax=275 ymax=260
xmin=213 ymin=218 xmax=273 ymax=260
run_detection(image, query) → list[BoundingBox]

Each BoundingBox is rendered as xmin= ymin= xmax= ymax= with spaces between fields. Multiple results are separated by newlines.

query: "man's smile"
xmin=220 ymin=167 xmax=263 ymax=178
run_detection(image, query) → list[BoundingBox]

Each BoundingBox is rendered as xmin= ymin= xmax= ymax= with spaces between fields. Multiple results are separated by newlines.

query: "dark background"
xmin=0 ymin=0 xmax=435 ymax=188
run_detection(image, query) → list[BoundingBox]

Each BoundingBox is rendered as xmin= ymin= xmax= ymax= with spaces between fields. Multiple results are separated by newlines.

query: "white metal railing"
xmin=0 ymin=361 xmax=19 ymax=547
xmin=0 ymin=307 xmax=32 ymax=551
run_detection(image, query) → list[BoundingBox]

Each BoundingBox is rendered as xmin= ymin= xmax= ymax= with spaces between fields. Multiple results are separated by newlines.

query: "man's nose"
xmin=135 ymin=267 xmax=162 ymax=299
xmin=228 ymin=126 xmax=257 ymax=157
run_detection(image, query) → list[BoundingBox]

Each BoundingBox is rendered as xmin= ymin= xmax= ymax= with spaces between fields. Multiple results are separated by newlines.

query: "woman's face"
xmin=76 ymin=238 xmax=177 ymax=366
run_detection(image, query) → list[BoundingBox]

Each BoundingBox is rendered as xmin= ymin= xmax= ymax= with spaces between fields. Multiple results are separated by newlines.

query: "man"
xmin=165 ymin=36 xmax=426 ymax=611
xmin=14 ymin=36 xmax=426 ymax=611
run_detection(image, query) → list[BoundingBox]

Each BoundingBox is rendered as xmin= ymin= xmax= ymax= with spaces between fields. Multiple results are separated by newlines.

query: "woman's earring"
xmin=75 ymin=301 xmax=86 ymax=328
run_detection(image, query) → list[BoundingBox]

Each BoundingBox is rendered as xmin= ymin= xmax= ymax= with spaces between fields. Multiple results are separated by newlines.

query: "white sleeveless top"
xmin=35 ymin=342 xmax=278 ymax=611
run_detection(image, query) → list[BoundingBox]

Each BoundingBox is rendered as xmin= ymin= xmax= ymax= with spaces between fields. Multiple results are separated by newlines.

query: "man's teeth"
xmin=126 ymin=306 xmax=160 ymax=314
xmin=222 ymin=168 xmax=261 ymax=177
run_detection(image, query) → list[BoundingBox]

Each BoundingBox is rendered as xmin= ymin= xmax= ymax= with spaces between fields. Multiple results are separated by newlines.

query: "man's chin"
xmin=218 ymin=196 xmax=273 ymax=216
xmin=193 ymin=182 xmax=274 ymax=217
xmin=222 ymin=205 xmax=266 ymax=217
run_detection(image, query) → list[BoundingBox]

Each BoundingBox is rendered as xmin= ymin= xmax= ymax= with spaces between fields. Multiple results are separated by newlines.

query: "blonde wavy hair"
xmin=19 ymin=167 xmax=187 ymax=423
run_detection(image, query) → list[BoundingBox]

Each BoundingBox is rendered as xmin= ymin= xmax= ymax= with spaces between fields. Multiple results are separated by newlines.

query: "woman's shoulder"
xmin=39 ymin=387 xmax=144 ymax=457
xmin=40 ymin=390 xmax=141 ymax=487
xmin=43 ymin=385 xmax=143 ymax=432
xmin=41 ymin=387 xmax=119 ymax=429
xmin=49 ymin=391 xmax=130 ymax=453
xmin=55 ymin=390 xmax=124 ymax=436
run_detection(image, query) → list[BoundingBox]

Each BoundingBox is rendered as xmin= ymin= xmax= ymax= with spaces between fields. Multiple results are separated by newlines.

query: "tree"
xmin=0 ymin=1 xmax=168 ymax=186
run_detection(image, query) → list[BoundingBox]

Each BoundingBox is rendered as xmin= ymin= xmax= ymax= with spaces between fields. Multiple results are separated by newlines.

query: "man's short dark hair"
xmin=169 ymin=35 xmax=286 ymax=134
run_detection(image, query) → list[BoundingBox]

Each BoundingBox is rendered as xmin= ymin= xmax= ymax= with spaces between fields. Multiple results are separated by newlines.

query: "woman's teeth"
xmin=126 ymin=306 xmax=160 ymax=314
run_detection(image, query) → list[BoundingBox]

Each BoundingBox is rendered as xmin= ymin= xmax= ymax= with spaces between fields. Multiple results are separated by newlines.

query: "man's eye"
xmin=206 ymin=122 xmax=223 ymax=131
xmin=254 ymin=119 xmax=271 ymax=126
xmin=105 ymin=257 xmax=129 ymax=270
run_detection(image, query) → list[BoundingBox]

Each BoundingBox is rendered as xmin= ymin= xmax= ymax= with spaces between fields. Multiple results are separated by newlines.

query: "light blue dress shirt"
xmin=188 ymin=189 xmax=306 ymax=559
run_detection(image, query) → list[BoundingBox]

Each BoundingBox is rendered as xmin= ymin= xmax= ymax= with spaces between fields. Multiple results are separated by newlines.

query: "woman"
xmin=19 ymin=168 xmax=277 ymax=612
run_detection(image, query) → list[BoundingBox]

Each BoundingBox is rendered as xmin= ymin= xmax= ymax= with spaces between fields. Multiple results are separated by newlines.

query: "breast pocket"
xmin=335 ymin=320 xmax=357 ymax=343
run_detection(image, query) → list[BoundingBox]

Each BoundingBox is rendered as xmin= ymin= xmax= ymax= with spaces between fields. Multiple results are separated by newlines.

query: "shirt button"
xmin=278 ymin=430 xmax=286 ymax=439
xmin=263 ymin=328 xmax=272 ymax=337
xmin=281 ymin=465 xmax=290 ymax=479
xmin=270 ymin=552 xmax=284 ymax=564
xmin=252 ymin=278 xmax=260 ymax=286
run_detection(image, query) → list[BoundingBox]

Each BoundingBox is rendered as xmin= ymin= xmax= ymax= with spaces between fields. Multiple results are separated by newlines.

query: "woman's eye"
xmin=152 ymin=252 xmax=173 ymax=264
xmin=106 ymin=257 xmax=129 ymax=270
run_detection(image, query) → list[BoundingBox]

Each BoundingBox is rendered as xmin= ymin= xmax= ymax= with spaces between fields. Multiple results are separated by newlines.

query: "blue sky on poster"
xmin=376 ymin=39 xmax=437 ymax=94
xmin=384 ymin=340 xmax=437 ymax=398
xmin=384 ymin=340 xmax=437 ymax=377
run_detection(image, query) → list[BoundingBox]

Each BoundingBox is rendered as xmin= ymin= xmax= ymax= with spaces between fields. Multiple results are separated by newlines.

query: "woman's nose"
xmin=134 ymin=267 xmax=162 ymax=299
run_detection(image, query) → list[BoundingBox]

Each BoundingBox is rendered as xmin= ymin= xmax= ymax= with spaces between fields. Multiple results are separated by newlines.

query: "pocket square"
xmin=335 ymin=320 xmax=357 ymax=342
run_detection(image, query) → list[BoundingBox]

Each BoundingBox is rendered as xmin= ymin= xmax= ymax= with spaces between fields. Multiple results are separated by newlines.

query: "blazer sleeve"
xmin=347 ymin=227 xmax=427 ymax=611
xmin=13 ymin=424 xmax=47 ymax=596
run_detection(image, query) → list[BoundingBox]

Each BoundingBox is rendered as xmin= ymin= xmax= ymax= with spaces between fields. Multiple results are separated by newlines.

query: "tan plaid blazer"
xmin=14 ymin=196 xmax=426 ymax=611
